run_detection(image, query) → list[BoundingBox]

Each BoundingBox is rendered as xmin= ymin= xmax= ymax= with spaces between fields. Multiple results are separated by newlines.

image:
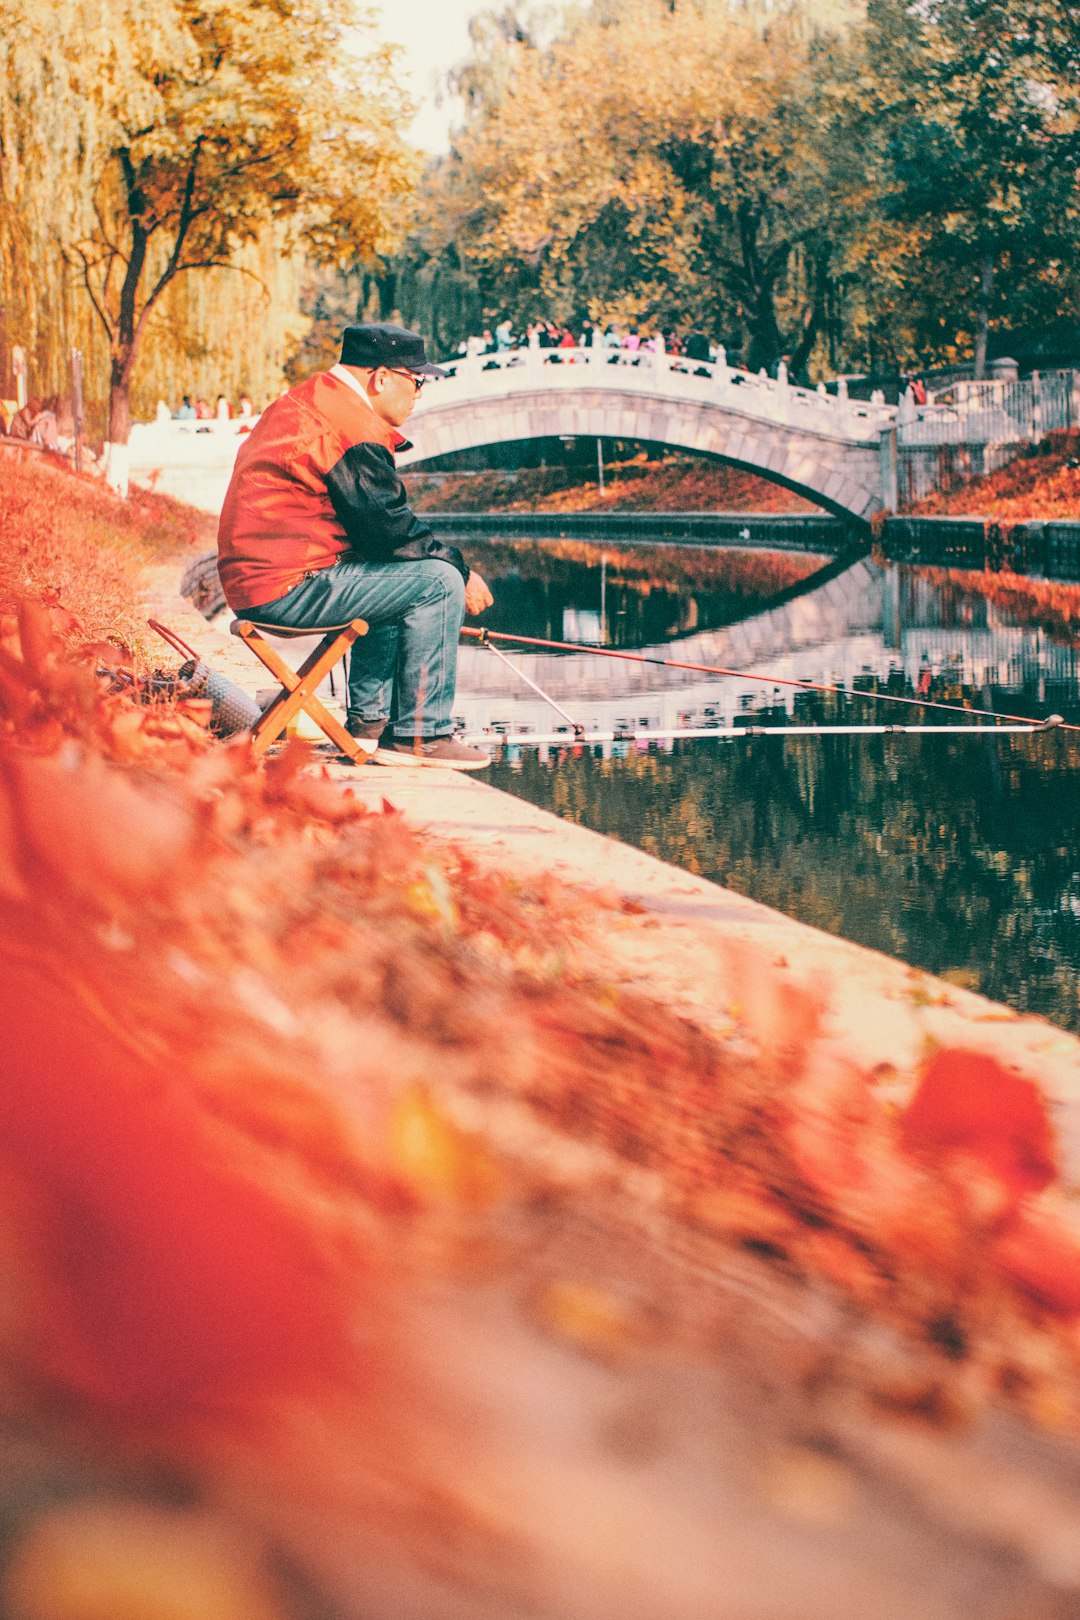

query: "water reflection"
xmin=454 ymin=543 xmax=1080 ymax=1032
xmin=456 ymin=538 xmax=832 ymax=647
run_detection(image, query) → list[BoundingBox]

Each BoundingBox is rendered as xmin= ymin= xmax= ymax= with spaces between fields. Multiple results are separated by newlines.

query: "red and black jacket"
xmin=217 ymin=370 xmax=467 ymax=612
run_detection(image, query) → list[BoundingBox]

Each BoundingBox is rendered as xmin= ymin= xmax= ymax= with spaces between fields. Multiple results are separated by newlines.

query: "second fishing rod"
xmin=460 ymin=626 xmax=1072 ymax=735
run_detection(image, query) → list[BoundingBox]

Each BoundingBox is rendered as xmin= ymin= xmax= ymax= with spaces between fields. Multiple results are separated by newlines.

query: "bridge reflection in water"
xmin=459 ymin=540 xmax=1080 ymax=1034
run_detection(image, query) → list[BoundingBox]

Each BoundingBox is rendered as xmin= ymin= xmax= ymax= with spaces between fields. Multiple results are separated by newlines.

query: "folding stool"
xmin=230 ymin=616 xmax=368 ymax=761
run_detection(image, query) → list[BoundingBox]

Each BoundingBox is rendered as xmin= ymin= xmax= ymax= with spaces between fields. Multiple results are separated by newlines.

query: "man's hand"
xmin=464 ymin=570 xmax=494 ymax=616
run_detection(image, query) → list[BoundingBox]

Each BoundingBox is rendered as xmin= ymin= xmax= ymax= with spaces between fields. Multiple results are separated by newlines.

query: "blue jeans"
xmin=238 ymin=560 xmax=466 ymax=739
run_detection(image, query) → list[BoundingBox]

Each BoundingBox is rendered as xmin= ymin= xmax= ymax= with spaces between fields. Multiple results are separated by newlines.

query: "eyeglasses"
xmin=385 ymin=368 xmax=426 ymax=392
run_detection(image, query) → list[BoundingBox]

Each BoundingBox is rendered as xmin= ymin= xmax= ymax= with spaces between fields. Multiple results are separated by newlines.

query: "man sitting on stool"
xmin=217 ymin=322 xmax=493 ymax=769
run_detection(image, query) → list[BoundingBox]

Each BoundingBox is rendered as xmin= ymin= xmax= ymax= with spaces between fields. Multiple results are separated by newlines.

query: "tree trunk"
xmin=103 ymin=347 xmax=136 ymax=496
xmin=973 ymin=250 xmax=994 ymax=380
xmin=104 ymin=181 xmax=148 ymax=466
xmin=788 ymin=256 xmax=829 ymax=384
xmin=108 ymin=363 xmax=133 ymax=447
xmin=746 ymin=291 xmax=783 ymax=376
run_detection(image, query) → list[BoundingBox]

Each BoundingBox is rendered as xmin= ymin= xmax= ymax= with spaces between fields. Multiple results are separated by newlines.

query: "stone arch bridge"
xmin=401 ymin=345 xmax=896 ymax=527
xmin=127 ymin=347 xmax=1070 ymax=518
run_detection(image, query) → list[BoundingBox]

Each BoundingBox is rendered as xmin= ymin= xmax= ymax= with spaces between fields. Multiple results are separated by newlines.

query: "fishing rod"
xmin=463 ymin=722 xmax=1055 ymax=748
xmin=461 ymin=626 xmax=1074 ymax=734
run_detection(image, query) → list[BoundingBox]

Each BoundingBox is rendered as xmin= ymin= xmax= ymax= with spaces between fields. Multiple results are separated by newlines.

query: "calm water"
xmin=453 ymin=538 xmax=1080 ymax=1032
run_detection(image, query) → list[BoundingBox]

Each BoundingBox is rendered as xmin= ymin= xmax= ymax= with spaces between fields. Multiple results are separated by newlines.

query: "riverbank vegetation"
xmin=406 ymin=454 xmax=817 ymax=514
xmin=0 ymin=444 xmax=214 ymax=644
xmin=408 ymin=427 xmax=1080 ymax=522
xmin=911 ymin=429 xmax=1080 ymax=520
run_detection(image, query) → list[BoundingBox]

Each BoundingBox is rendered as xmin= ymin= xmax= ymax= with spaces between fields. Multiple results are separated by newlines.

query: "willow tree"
xmin=4 ymin=0 xmax=416 ymax=483
xmin=0 ymin=0 xmax=108 ymax=407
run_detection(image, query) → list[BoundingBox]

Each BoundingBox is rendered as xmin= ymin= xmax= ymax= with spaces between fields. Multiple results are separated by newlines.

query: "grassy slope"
xmin=0 ymin=445 xmax=217 ymax=648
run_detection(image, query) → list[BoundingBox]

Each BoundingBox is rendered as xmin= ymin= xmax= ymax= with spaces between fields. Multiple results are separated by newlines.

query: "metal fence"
xmin=898 ymin=370 xmax=1080 ymax=447
xmin=896 ymin=441 xmax=1023 ymax=509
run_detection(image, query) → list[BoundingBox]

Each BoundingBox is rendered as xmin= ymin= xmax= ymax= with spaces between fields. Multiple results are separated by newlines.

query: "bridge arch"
xmin=400 ymin=356 xmax=889 ymax=526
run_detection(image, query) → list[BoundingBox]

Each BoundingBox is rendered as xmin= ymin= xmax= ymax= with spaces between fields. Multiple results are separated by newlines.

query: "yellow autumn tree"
xmin=1 ymin=0 xmax=417 ymax=477
xmin=409 ymin=0 xmax=867 ymax=374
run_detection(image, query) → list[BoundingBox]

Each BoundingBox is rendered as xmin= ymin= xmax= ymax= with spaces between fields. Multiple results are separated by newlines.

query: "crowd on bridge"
xmin=456 ymin=318 xmax=719 ymax=370
xmin=448 ymin=321 xmax=942 ymax=412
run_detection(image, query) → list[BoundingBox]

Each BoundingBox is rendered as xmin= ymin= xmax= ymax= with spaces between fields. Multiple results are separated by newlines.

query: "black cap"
xmin=339 ymin=322 xmax=446 ymax=377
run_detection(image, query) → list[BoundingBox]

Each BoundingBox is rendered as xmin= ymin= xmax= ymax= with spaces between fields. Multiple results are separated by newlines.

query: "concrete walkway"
xmin=142 ymin=559 xmax=1080 ymax=1171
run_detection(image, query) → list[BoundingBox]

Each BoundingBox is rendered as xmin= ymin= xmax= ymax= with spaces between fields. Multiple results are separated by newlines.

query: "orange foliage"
xmin=5 ymin=950 xmax=365 ymax=1415
xmin=901 ymin=1049 xmax=1057 ymax=1207
xmin=406 ymin=454 xmax=820 ymax=515
xmin=911 ymin=429 xmax=1080 ymax=519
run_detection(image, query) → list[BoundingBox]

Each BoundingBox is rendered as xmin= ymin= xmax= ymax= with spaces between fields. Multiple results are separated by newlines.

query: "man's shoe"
xmin=377 ymin=736 xmax=490 ymax=771
xmin=346 ymin=717 xmax=390 ymax=739
xmin=344 ymin=717 xmax=390 ymax=758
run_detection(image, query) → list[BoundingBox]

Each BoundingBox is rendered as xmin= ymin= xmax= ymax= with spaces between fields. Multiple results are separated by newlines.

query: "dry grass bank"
xmin=0 ymin=443 xmax=216 ymax=649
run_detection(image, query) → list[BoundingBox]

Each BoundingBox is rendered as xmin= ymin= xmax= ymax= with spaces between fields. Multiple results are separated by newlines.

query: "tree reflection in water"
xmin=476 ymin=554 xmax=1080 ymax=1033
xmin=458 ymin=538 xmax=831 ymax=646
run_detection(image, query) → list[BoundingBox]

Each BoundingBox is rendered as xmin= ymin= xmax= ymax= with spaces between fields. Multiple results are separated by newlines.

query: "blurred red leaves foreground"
xmin=4 ymin=458 xmax=1080 ymax=1614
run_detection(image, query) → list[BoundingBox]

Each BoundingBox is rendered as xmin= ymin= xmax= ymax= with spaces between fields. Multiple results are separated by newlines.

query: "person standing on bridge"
xmin=217 ymin=322 xmax=494 ymax=769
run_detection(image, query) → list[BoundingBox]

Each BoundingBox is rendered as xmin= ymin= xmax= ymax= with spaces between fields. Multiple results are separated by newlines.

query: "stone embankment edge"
xmin=422 ymin=510 xmax=1080 ymax=579
xmin=143 ymin=561 xmax=1080 ymax=1191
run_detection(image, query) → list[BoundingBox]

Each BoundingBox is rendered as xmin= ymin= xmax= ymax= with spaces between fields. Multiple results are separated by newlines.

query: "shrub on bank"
xmin=406 ymin=453 xmax=818 ymax=515
xmin=912 ymin=430 xmax=1080 ymax=519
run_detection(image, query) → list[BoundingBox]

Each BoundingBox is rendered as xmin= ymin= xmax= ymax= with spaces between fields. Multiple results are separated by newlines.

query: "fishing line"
xmin=478 ymin=635 xmax=585 ymax=736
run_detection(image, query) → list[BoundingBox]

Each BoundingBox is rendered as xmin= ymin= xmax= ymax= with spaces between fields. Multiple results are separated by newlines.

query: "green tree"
xmin=660 ymin=13 xmax=869 ymax=375
xmin=864 ymin=0 xmax=1080 ymax=375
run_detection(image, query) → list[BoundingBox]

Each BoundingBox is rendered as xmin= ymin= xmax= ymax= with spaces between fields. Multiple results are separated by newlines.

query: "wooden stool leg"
xmin=235 ymin=620 xmax=367 ymax=760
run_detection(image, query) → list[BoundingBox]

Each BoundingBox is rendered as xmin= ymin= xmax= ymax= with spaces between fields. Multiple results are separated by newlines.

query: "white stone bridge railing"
xmin=419 ymin=345 xmax=1080 ymax=453
xmin=897 ymin=369 xmax=1080 ymax=448
xmin=416 ymin=344 xmax=896 ymax=447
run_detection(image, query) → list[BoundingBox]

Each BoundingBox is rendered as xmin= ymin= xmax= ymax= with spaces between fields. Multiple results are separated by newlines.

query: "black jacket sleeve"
xmin=325 ymin=442 xmax=469 ymax=581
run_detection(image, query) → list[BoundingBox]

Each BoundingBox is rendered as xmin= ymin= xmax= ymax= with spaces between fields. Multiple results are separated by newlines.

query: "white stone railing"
xmin=415 ymin=343 xmax=896 ymax=446
xmin=126 ymin=355 xmax=1077 ymax=485
xmin=898 ymin=369 xmax=1080 ymax=448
